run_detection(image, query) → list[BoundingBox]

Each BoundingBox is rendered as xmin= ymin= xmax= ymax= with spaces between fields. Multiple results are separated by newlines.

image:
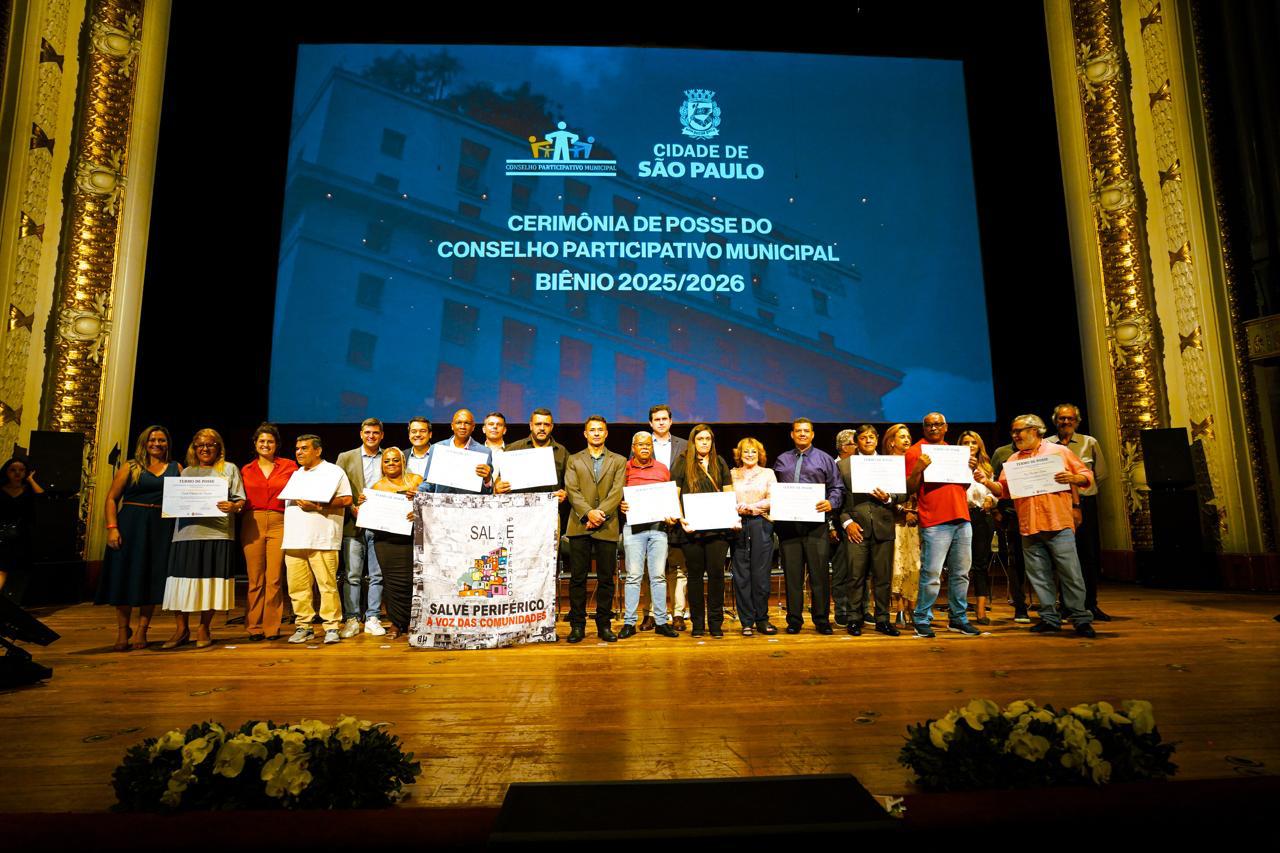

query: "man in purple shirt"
xmin=773 ymin=418 xmax=845 ymax=634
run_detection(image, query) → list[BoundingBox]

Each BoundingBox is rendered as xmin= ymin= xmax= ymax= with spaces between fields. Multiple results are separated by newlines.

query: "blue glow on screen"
xmin=270 ymin=45 xmax=995 ymax=424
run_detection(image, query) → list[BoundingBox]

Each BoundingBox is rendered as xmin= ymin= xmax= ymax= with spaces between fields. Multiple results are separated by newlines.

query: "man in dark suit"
xmin=564 ymin=415 xmax=626 ymax=643
xmin=836 ymin=425 xmax=905 ymax=637
xmin=335 ymin=417 xmax=385 ymax=639
xmin=647 ymin=404 xmax=688 ymax=630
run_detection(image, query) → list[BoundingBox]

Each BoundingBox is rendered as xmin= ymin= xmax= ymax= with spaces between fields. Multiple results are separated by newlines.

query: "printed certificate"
xmin=623 ymin=481 xmax=681 ymax=526
xmin=162 ymin=477 xmax=228 ymax=518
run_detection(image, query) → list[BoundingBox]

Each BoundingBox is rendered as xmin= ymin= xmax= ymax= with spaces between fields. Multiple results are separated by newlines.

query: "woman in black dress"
xmin=97 ymin=425 xmax=180 ymax=651
xmin=671 ymin=424 xmax=734 ymax=638
xmin=0 ymin=456 xmax=44 ymax=601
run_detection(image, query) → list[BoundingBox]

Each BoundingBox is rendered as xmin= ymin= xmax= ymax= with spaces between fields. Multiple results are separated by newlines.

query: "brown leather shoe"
xmin=640 ymin=615 xmax=656 ymax=631
xmin=672 ymin=616 xmax=687 ymax=632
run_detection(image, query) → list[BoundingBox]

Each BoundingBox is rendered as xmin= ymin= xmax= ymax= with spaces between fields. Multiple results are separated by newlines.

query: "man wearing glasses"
xmin=1046 ymin=403 xmax=1110 ymax=621
xmin=976 ymin=415 xmax=1096 ymax=638
xmin=905 ymin=412 xmax=979 ymax=638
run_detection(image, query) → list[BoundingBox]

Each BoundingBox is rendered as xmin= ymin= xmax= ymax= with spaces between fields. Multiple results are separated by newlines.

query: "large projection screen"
xmin=269 ymin=45 xmax=995 ymax=425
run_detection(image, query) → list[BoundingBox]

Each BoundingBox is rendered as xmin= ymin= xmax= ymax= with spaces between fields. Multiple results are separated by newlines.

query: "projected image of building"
xmin=270 ymin=67 xmax=904 ymax=424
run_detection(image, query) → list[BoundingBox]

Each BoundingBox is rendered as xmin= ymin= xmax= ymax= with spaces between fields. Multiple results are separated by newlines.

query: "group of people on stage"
xmin=94 ymin=401 xmax=1109 ymax=649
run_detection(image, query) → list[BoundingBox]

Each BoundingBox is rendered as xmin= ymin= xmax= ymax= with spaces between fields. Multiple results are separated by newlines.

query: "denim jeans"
xmin=914 ymin=520 xmax=972 ymax=627
xmin=341 ymin=529 xmax=383 ymax=620
xmin=1021 ymin=527 xmax=1093 ymax=627
xmin=622 ymin=525 xmax=669 ymax=626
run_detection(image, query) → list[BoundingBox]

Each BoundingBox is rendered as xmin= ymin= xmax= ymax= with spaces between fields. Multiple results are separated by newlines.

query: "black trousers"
xmin=684 ymin=535 xmax=729 ymax=631
xmin=969 ymin=510 xmax=994 ymax=599
xmin=831 ymin=538 xmax=849 ymax=620
xmin=846 ymin=531 xmax=893 ymax=624
xmin=568 ymin=535 xmax=617 ymax=629
xmin=1077 ymin=495 xmax=1102 ymax=608
xmin=731 ymin=516 xmax=774 ymax=627
xmin=777 ymin=520 xmax=831 ymax=629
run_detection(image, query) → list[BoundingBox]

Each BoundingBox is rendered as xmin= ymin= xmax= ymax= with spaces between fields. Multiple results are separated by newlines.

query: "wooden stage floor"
xmin=2 ymin=584 xmax=1278 ymax=813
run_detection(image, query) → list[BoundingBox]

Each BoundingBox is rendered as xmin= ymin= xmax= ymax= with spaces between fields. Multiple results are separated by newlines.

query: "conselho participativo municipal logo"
xmin=505 ymin=120 xmax=618 ymax=177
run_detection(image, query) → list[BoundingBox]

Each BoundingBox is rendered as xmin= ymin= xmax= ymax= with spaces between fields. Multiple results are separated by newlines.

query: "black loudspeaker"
xmin=490 ymin=774 xmax=897 ymax=846
xmin=32 ymin=495 xmax=81 ymax=563
xmin=28 ymin=430 xmax=86 ymax=494
xmin=1144 ymin=488 xmax=1217 ymax=589
xmin=1140 ymin=428 xmax=1195 ymax=489
xmin=0 ymin=594 xmax=60 ymax=688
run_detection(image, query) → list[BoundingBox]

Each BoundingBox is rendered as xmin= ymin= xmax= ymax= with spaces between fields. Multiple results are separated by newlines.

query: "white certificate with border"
xmin=497 ymin=447 xmax=557 ymax=491
xmin=623 ymin=481 xmax=681 ymax=526
xmin=162 ymin=477 xmax=228 ymax=518
xmin=425 ymin=444 xmax=487 ymax=493
xmin=681 ymin=491 xmax=739 ymax=531
xmin=850 ymin=455 xmax=907 ymax=494
xmin=277 ymin=466 xmax=343 ymax=502
xmin=769 ymin=482 xmax=826 ymax=522
xmin=356 ymin=489 xmax=413 ymax=535
xmin=921 ymin=444 xmax=974 ymax=485
xmin=1003 ymin=455 xmax=1072 ymax=499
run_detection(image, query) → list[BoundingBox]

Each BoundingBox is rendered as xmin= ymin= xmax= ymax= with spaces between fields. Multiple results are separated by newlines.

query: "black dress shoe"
xmin=784 ymin=625 xmax=801 ymax=635
xmin=875 ymin=621 xmax=901 ymax=637
xmin=1090 ymin=607 xmax=1112 ymax=622
xmin=598 ymin=627 xmax=618 ymax=642
xmin=709 ymin=628 xmax=724 ymax=638
xmin=567 ymin=626 xmax=585 ymax=643
xmin=757 ymin=622 xmax=778 ymax=635
xmin=248 ymin=634 xmax=266 ymax=642
xmin=690 ymin=628 xmax=705 ymax=637
xmin=846 ymin=623 xmax=862 ymax=636
xmin=618 ymin=624 xmax=637 ymax=639
xmin=1029 ymin=621 xmax=1061 ymax=633
xmin=655 ymin=623 xmax=679 ymax=637
xmin=816 ymin=625 xmax=834 ymax=635
xmin=1075 ymin=622 xmax=1097 ymax=638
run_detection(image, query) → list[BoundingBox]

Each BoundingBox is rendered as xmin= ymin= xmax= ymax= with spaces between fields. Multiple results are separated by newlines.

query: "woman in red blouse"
xmin=240 ymin=423 xmax=298 ymax=640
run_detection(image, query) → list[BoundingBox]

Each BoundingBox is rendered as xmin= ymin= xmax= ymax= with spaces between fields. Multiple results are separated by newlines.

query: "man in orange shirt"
xmin=976 ymin=414 xmax=1096 ymax=638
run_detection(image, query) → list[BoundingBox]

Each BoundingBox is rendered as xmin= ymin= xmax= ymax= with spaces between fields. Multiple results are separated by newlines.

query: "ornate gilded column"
xmin=1046 ymin=0 xmax=1169 ymax=553
xmin=1 ymin=0 xmax=87 ymax=456
xmin=39 ymin=0 xmax=170 ymax=557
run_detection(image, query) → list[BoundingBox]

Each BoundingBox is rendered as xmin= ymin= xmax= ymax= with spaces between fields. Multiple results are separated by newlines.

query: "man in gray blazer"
xmin=836 ymin=428 xmax=906 ymax=637
xmin=334 ymin=417 xmax=385 ymax=639
xmin=647 ymin=404 xmax=689 ymax=630
xmin=564 ymin=415 xmax=626 ymax=643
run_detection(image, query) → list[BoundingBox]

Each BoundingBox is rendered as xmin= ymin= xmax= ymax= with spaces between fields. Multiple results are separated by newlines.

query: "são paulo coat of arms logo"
xmin=680 ymin=89 xmax=721 ymax=139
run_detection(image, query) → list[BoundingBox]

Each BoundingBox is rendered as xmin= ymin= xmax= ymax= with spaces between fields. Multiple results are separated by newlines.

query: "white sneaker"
xmin=365 ymin=617 xmax=387 ymax=636
xmin=338 ymin=617 xmax=362 ymax=639
xmin=323 ymin=629 xmax=340 ymax=644
xmin=287 ymin=627 xmax=313 ymax=644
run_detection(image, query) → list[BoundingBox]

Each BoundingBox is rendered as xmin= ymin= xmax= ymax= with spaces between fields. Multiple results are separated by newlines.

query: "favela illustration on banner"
xmin=410 ymin=493 xmax=559 ymax=649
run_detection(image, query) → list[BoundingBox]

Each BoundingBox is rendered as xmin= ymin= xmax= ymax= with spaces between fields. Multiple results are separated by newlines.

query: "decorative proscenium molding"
xmin=43 ymin=0 xmax=145 ymax=552
xmin=1070 ymin=0 xmax=1167 ymax=548
xmin=1187 ymin=0 xmax=1275 ymax=550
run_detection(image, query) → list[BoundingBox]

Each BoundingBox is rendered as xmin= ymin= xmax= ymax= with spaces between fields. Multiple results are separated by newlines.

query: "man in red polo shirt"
xmin=905 ymin=412 xmax=979 ymax=638
xmin=976 ymin=414 xmax=1096 ymax=637
xmin=617 ymin=432 xmax=679 ymax=639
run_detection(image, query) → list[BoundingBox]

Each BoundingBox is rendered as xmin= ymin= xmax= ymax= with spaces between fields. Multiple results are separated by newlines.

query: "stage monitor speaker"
xmin=1140 ymin=428 xmax=1195 ymax=489
xmin=0 ymin=594 xmax=60 ymax=688
xmin=490 ymin=774 xmax=897 ymax=846
xmin=27 ymin=430 xmax=85 ymax=494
